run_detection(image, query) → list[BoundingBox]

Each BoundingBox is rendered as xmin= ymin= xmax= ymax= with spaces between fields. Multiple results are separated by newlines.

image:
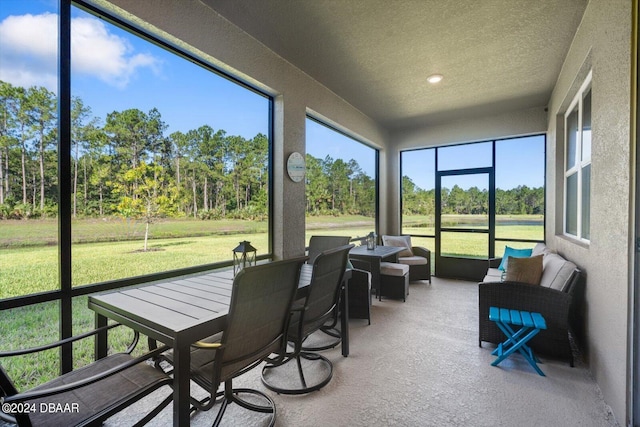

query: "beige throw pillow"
xmin=504 ymin=255 xmax=543 ymax=286
xmin=383 ymin=235 xmax=413 ymax=257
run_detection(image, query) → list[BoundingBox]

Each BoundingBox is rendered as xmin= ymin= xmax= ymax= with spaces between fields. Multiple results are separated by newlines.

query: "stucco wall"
xmin=546 ymin=0 xmax=631 ymax=422
xmin=92 ymin=0 xmax=389 ymax=258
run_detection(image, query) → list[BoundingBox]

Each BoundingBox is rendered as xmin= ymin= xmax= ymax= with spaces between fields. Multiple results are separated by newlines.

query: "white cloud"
xmin=0 ymin=12 xmax=162 ymax=91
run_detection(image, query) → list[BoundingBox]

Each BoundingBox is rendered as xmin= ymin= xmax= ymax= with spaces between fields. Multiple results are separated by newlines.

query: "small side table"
xmin=489 ymin=306 xmax=547 ymax=376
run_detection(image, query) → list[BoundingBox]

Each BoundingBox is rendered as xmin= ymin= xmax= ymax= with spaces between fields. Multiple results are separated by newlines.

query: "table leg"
xmin=94 ymin=313 xmax=107 ymax=360
xmin=340 ymin=278 xmax=349 ymax=357
xmin=491 ymin=322 xmax=544 ymax=376
xmin=369 ymin=258 xmax=382 ymax=301
xmin=493 ymin=321 xmax=532 ymax=356
xmin=173 ymin=339 xmax=192 ymax=426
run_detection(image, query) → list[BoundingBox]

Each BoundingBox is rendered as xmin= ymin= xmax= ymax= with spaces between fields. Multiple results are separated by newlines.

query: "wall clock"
xmin=287 ymin=152 xmax=306 ymax=183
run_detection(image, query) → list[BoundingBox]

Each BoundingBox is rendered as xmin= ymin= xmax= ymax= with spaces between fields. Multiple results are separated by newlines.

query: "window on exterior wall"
xmin=305 ymin=117 xmax=377 ymax=245
xmin=401 ymin=148 xmax=435 ymax=255
xmin=401 ymin=135 xmax=545 ymax=265
xmin=564 ymin=71 xmax=591 ymax=241
xmin=0 ymin=0 xmax=60 ymax=298
xmin=68 ymin=5 xmax=272 ymax=287
xmin=1 ymin=2 xmax=271 ymax=296
xmin=0 ymin=1 xmax=272 ymax=388
xmin=495 ymin=135 xmax=545 ymax=253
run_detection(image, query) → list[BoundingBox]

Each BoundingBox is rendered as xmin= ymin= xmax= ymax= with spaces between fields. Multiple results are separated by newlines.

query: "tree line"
xmin=0 ymin=80 xmax=542 ymax=224
xmin=0 ymin=81 xmax=378 ymax=223
xmin=0 ymin=80 xmax=270 ymax=222
xmin=402 ymin=176 xmax=544 ymax=216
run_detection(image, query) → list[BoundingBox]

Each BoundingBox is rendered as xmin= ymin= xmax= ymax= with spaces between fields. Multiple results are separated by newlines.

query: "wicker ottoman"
xmin=379 ymin=262 xmax=409 ymax=301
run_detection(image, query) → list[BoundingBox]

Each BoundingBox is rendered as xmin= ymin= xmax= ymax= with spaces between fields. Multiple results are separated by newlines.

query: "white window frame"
xmin=563 ymin=70 xmax=592 ymax=242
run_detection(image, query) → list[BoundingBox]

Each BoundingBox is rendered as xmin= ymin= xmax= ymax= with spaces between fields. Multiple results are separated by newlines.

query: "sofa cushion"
xmin=540 ymin=253 xmax=577 ymax=291
xmin=398 ymin=255 xmax=428 ymax=265
xmin=531 ymin=242 xmax=555 ymax=257
xmin=482 ymin=267 xmax=504 ymax=283
xmin=380 ymin=262 xmax=410 ymax=277
xmin=504 ymin=255 xmax=543 ymax=286
xmin=497 ymin=246 xmax=533 ymax=271
xmin=383 ymin=235 xmax=413 ymax=257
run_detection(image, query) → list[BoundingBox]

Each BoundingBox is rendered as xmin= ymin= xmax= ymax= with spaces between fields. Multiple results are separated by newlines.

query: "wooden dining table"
xmin=88 ymin=267 xmax=351 ymax=426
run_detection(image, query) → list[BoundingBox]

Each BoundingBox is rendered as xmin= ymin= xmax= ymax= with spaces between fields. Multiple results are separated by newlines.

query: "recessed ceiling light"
xmin=427 ymin=74 xmax=443 ymax=84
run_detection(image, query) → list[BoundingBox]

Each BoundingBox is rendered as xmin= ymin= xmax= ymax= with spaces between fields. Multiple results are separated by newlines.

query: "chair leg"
xmin=301 ymin=324 xmax=341 ymax=351
xmin=261 ymin=351 xmax=333 ymax=395
xmin=130 ymin=394 xmax=173 ymax=427
xmin=212 ymin=396 xmax=230 ymax=427
xmin=212 ymin=380 xmax=276 ymax=427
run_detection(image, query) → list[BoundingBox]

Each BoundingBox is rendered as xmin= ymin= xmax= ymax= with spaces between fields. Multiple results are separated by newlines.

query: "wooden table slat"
xmin=171 ymin=281 xmax=233 ymax=298
xmin=92 ymin=292 xmax=199 ymax=334
xmin=121 ymin=288 xmax=217 ymax=320
xmin=147 ymin=283 xmax=230 ymax=311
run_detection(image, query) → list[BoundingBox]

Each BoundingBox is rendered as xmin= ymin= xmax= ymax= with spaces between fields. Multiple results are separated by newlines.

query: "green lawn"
xmin=0 ymin=216 xmax=374 ymax=390
xmin=0 ymin=214 xmax=539 ymax=390
xmin=403 ymin=214 xmax=543 ymax=257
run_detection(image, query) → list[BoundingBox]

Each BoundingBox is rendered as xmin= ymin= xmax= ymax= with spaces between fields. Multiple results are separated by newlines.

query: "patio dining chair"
xmin=0 ymin=324 xmax=172 ymax=427
xmin=155 ymin=256 xmax=307 ymax=426
xmin=299 ymin=235 xmax=352 ymax=351
xmin=261 ymin=244 xmax=353 ymax=395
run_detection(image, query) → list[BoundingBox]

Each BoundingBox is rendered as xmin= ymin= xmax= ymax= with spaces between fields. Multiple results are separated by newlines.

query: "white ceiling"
xmin=201 ymin=0 xmax=588 ymax=131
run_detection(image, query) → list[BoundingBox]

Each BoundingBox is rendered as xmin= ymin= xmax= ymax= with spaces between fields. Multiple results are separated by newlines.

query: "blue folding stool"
xmin=488 ymin=306 xmax=547 ymax=376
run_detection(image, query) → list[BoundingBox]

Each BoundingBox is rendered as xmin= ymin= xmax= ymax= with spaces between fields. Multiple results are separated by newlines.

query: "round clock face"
xmin=287 ymin=152 xmax=306 ymax=182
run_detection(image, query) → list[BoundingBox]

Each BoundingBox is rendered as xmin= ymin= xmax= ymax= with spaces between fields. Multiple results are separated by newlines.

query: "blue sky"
xmin=306 ymin=119 xmax=377 ymax=178
xmin=0 ymin=0 xmax=268 ymax=139
xmin=402 ymin=136 xmax=545 ymax=190
xmin=0 ymin=0 xmax=544 ymax=191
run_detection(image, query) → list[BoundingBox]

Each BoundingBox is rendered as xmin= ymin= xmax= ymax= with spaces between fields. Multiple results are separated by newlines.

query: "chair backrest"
xmin=0 ymin=365 xmax=18 ymax=424
xmin=307 ymin=236 xmax=351 ymax=264
xmin=303 ymin=244 xmax=353 ymax=335
xmin=218 ymin=256 xmax=307 ymax=382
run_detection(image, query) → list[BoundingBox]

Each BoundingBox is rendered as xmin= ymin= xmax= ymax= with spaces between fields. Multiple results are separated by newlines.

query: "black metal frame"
xmin=633 ymin=1 xmax=640 ymax=424
xmin=435 ymin=166 xmax=494 ymax=280
xmin=305 ymin=115 xmax=381 ymax=235
xmin=1 ymin=0 xmax=275 ymax=376
xmin=400 ymin=135 xmax=547 ymax=281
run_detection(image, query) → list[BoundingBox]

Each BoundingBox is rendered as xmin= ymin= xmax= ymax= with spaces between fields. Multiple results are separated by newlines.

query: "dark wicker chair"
xmin=261 ymin=244 xmax=353 ymax=395
xmin=156 ymin=257 xmax=306 ymax=426
xmin=0 ymin=324 xmax=172 ymax=427
xmin=348 ymin=258 xmax=372 ymax=324
xmin=381 ymin=235 xmax=431 ymax=283
xmin=478 ymin=268 xmax=585 ymax=366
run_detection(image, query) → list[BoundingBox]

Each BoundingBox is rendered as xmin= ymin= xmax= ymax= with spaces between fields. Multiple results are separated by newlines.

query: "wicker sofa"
xmin=478 ymin=243 xmax=585 ymax=366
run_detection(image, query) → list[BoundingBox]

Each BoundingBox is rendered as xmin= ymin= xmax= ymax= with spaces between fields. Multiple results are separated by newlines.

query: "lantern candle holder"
xmin=233 ymin=241 xmax=257 ymax=276
xmin=366 ymin=232 xmax=376 ymax=250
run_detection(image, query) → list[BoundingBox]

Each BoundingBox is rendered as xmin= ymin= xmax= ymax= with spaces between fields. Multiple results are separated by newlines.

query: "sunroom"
xmin=0 ymin=0 xmax=636 ymax=426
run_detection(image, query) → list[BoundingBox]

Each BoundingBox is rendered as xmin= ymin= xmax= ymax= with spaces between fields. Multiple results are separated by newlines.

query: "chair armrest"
xmin=3 ymin=345 xmax=170 ymax=403
xmin=349 ymin=268 xmax=371 ymax=288
xmin=488 ymin=257 xmax=502 ymax=268
xmin=349 ymin=258 xmax=372 ymax=271
xmin=411 ymin=246 xmax=431 ymax=259
xmin=0 ymin=323 xmax=136 ymax=357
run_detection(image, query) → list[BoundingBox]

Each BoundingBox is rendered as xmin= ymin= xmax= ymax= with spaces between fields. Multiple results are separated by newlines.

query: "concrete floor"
xmin=3 ymin=276 xmax=620 ymax=426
